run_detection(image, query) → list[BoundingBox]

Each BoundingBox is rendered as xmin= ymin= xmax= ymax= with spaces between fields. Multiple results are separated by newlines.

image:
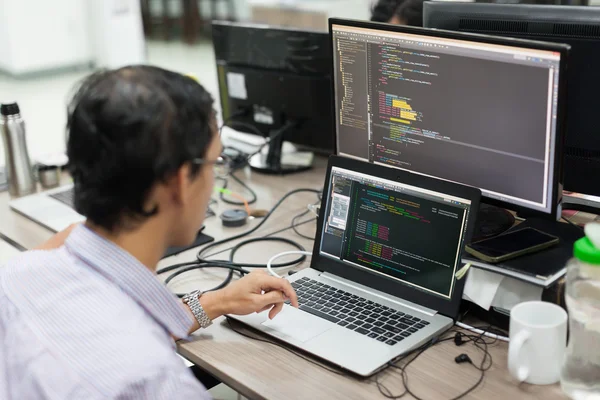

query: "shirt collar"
xmin=65 ymin=225 xmax=193 ymax=339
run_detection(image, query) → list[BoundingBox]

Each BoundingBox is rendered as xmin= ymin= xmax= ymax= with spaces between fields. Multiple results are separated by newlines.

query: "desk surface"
xmin=180 ymin=318 xmax=564 ymax=400
xmin=0 ymin=157 xmax=567 ymax=400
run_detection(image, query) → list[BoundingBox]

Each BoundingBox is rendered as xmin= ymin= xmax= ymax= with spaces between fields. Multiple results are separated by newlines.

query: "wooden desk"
xmin=179 ymin=319 xmax=564 ymax=400
xmin=0 ymin=158 xmax=567 ymax=400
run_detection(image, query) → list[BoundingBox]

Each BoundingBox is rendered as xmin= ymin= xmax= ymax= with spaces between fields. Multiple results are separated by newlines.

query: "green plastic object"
xmin=574 ymin=237 xmax=600 ymax=265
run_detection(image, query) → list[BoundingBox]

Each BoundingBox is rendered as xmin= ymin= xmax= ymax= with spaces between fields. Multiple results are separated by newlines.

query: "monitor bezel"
xmin=310 ymin=155 xmax=481 ymax=320
xmin=328 ymin=18 xmax=570 ymax=219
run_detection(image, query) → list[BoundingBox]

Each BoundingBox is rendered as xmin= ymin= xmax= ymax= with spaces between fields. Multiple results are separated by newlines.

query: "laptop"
xmin=9 ymin=185 xmax=215 ymax=257
xmin=9 ymin=185 xmax=84 ymax=232
xmin=229 ymin=156 xmax=480 ymax=376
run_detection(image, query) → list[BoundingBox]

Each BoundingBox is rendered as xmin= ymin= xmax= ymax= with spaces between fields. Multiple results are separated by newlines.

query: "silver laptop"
xmin=9 ymin=185 xmax=84 ymax=232
xmin=229 ymin=156 xmax=480 ymax=376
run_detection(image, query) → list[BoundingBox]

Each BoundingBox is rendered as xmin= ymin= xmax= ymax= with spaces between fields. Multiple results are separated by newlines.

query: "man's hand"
xmin=34 ymin=223 xmax=79 ymax=250
xmin=221 ymin=270 xmax=299 ymax=319
xmin=197 ymin=270 xmax=298 ymax=325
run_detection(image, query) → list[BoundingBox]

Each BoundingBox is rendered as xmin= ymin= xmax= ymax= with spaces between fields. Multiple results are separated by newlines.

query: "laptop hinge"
xmin=320 ymin=272 xmax=437 ymax=317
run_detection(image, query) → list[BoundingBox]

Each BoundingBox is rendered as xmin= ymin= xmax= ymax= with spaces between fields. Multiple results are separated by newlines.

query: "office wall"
xmin=87 ymin=0 xmax=146 ymax=68
xmin=0 ymin=0 xmax=92 ymax=75
xmin=0 ymin=4 xmax=12 ymax=72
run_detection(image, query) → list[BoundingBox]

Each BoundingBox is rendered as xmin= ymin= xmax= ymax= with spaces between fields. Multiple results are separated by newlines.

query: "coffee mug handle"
xmin=508 ymin=330 xmax=530 ymax=382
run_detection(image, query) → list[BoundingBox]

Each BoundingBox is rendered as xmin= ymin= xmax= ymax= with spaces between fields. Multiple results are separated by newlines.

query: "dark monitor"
xmin=212 ymin=21 xmax=334 ymax=174
xmin=423 ymin=3 xmax=600 ymax=198
xmin=330 ymin=19 xmax=568 ymax=219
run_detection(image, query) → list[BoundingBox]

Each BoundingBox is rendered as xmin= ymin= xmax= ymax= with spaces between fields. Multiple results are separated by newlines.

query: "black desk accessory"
xmin=162 ymin=228 xmax=214 ymax=259
xmin=465 ymin=217 xmax=584 ymax=287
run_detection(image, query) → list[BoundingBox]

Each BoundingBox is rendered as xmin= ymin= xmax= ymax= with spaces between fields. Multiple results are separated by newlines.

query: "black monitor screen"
xmin=212 ymin=22 xmax=334 ymax=154
xmin=422 ymin=3 xmax=600 ymax=196
xmin=332 ymin=24 xmax=562 ymax=214
xmin=320 ymin=166 xmax=472 ymax=299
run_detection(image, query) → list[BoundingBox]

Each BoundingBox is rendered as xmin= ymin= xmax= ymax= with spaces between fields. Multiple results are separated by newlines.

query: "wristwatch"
xmin=182 ymin=290 xmax=212 ymax=329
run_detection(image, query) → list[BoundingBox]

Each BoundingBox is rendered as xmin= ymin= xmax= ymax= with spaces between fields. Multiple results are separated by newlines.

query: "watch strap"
xmin=183 ymin=290 xmax=212 ymax=329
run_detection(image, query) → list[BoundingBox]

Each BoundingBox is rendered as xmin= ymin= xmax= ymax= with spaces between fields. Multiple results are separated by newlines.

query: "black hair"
xmin=66 ymin=65 xmax=215 ymax=232
xmin=370 ymin=0 xmax=424 ymax=27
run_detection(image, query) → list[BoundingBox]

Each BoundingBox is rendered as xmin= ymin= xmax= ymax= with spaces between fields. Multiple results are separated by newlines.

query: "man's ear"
xmin=168 ymin=163 xmax=193 ymax=206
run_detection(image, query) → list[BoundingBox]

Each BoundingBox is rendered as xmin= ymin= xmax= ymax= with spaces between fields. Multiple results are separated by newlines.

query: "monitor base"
xmin=472 ymin=203 xmax=515 ymax=242
xmin=247 ymin=121 xmax=314 ymax=175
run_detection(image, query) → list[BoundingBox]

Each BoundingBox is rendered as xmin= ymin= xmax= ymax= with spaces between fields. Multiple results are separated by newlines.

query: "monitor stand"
xmin=248 ymin=128 xmax=313 ymax=175
xmin=563 ymin=192 xmax=600 ymax=214
xmin=472 ymin=203 xmax=515 ymax=242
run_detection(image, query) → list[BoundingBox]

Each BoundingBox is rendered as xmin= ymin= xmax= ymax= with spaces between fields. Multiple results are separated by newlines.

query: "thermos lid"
xmin=1 ymin=102 xmax=20 ymax=116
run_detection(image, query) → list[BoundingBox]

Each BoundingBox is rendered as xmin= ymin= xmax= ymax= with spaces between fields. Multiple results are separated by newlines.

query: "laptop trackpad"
xmin=262 ymin=306 xmax=332 ymax=343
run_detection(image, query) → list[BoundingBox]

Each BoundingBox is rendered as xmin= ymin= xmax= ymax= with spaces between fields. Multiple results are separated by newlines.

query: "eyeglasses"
xmin=192 ymin=155 xmax=231 ymax=178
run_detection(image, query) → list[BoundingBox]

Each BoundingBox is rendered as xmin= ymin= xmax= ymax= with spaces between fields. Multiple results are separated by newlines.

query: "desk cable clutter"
xmin=267 ymin=251 xmax=313 ymax=278
xmin=157 ymin=187 xmax=321 ymax=295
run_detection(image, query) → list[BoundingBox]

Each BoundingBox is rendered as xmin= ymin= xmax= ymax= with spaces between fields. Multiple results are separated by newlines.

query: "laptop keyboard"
xmin=289 ymin=277 xmax=429 ymax=346
xmin=49 ymin=188 xmax=75 ymax=208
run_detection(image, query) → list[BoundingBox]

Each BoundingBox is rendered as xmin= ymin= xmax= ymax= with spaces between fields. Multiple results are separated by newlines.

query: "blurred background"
xmin=0 ymin=0 xmax=371 ymax=168
xmin=1 ymin=0 xmax=595 ymax=170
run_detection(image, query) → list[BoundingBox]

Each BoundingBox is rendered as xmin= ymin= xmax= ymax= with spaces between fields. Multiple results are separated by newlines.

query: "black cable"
xmin=164 ymin=263 xmax=251 ymax=294
xmin=216 ymin=173 xmax=258 ymax=206
xmin=221 ymin=119 xmax=297 ymax=172
xmin=562 ymin=215 xmax=584 ymax=231
xmin=291 ymin=209 xmax=316 ymax=240
xmin=219 ymin=118 xmax=266 ymax=161
xmin=378 ymin=328 xmax=494 ymax=400
xmin=375 ymin=334 xmax=454 ymax=399
xmin=201 ymin=216 xmax=316 ymax=260
xmin=217 ymin=121 xmax=301 ymax=206
xmin=195 ymin=188 xmax=320 ymax=261
xmin=157 ymin=188 xmax=320 ymax=293
xmin=218 ymin=111 xmax=252 ymax=137
xmin=162 ymin=237 xmax=307 ymax=295
xmin=241 ymin=120 xmax=297 ymax=162
xmin=229 ymin=237 xmax=307 ymax=268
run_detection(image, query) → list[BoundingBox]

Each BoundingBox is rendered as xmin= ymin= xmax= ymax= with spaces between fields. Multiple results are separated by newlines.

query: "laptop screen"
xmin=319 ymin=166 xmax=472 ymax=300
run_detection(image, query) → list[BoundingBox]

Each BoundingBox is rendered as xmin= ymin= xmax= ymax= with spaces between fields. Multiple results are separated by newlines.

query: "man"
xmin=371 ymin=0 xmax=424 ymax=26
xmin=0 ymin=66 xmax=298 ymax=399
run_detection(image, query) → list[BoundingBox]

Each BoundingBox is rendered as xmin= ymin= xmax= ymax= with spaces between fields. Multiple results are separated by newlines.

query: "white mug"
xmin=508 ymin=301 xmax=567 ymax=385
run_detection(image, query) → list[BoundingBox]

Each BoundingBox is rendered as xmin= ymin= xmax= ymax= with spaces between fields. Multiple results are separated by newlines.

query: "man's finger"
xmin=258 ymin=290 xmax=286 ymax=308
xmin=260 ymin=276 xmax=299 ymax=308
xmin=268 ymin=302 xmax=283 ymax=319
xmin=257 ymin=304 xmax=271 ymax=313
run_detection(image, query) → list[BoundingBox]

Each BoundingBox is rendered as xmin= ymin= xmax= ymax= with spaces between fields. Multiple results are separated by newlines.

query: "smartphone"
xmin=466 ymin=227 xmax=559 ymax=264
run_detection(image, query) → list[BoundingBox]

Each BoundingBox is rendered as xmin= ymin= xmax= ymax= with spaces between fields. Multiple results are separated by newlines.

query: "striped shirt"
xmin=0 ymin=225 xmax=211 ymax=399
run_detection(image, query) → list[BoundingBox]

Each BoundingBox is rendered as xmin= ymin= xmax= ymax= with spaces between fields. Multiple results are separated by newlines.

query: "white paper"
xmin=463 ymin=268 xmax=544 ymax=311
xmin=226 ymin=72 xmax=248 ymax=100
xmin=463 ymin=268 xmax=505 ymax=310
xmin=491 ymin=276 xmax=544 ymax=311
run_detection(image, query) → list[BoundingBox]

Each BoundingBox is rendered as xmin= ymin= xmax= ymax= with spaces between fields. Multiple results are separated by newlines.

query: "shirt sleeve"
xmin=111 ymin=368 xmax=212 ymax=400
